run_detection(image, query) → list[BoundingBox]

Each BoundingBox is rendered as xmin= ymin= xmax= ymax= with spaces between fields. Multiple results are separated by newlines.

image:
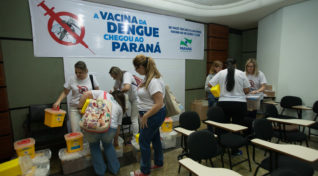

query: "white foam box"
xmin=160 ymin=131 xmax=177 ymax=149
xmin=131 ymin=141 xmax=153 ymax=162
xmin=58 ymin=143 xmax=91 ymax=175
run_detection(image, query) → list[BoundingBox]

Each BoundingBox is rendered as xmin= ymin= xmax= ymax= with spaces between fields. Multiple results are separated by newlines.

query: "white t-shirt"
xmin=205 ymin=73 xmax=215 ymax=93
xmin=114 ymin=72 xmax=137 ymax=101
xmin=209 ymin=69 xmax=250 ymax=102
xmin=245 ymin=71 xmax=267 ymax=91
xmin=137 ymin=77 xmax=165 ymax=111
xmin=91 ymin=90 xmax=123 ymax=129
xmin=64 ymin=75 xmax=99 ymax=106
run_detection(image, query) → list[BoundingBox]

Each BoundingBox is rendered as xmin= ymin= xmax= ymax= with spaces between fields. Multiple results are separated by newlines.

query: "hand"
xmin=52 ymin=102 xmax=60 ymax=109
xmin=251 ymin=90 xmax=258 ymax=94
xmin=140 ymin=116 xmax=148 ymax=129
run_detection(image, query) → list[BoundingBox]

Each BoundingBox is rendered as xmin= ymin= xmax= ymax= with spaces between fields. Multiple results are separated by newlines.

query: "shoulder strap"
xmin=104 ymin=91 xmax=107 ymax=100
xmin=89 ymin=74 xmax=95 ymax=90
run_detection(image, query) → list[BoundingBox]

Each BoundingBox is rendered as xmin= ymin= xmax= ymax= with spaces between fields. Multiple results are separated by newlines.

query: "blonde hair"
xmin=109 ymin=66 xmax=125 ymax=82
xmin=133 ymin=54 xmax=161 ymax=89
xmin=245 ymin=58 xmax=259 ymax=76
xmin=209 ymin=60 xmax=223 ymax=74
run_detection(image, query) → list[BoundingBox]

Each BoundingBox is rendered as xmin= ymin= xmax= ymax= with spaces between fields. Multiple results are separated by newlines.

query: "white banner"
xmin=28 ymin=0 xmax=204 ymax=59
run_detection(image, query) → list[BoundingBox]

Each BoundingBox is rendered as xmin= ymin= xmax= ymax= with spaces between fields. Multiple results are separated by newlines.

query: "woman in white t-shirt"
xmin=132 ymin=55 xmax=166 ymax=176
xmin=109 ymin=66 xmax=139 ymax=143
xmin=209 ymin=58 xmax=250 ymax=155
xmin=53 ymin=61 xmax=99 ymax=132
xmin=209 ymin=58 xmax=250 ymax=125
xmin=205 ymin=60 xmax=223 ymax=107
xmin=77 ymin=90 xmax=125 ymax=176
xmin=244 ymin=58 xmax=267 ymax=118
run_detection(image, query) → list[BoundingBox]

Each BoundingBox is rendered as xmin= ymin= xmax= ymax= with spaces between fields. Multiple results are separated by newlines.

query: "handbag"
xmin=79 ymin=91 xmax=112 ymax=133
xmin=210 ymin=84 xmax=220 ymax=98
xmin=164 ymin=85 xmax=181 ymax=117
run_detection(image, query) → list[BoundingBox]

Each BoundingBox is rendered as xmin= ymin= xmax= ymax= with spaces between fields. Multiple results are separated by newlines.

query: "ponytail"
xmin=226 ymin=58 xmax=236 ymax=91
xmin=110 ymin=90 xmax=126 ymax=113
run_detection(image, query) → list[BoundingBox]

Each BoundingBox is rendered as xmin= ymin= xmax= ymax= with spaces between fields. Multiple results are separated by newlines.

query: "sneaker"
xmin=151 ymin=165 xmax=163 ymax=169
xmin=231 ymin=150 xmax=243 ymax=156
xmin=132 ymin=170 xmax=149 ymax=176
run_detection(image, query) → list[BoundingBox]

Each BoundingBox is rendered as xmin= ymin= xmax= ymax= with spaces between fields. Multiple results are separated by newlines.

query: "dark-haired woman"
xmin=78 ymin=90 xmax=125 ymax=176
xmin=53 ymin=61 xmax=99 ymax=132
xmin=209 ymin=59 xmax=250 ymax=154
xmin=132 ymin=55 xmax=166 ymax=176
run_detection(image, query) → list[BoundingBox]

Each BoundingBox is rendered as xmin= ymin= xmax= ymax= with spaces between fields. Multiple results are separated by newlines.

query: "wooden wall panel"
xmin=0 ymin=112 xmax=11 ymax=135
xmin=0 ymin=64 xmax=5 ymax=86
xmin=207 ymin=38 xmax=228 ymax=50
xmin=0 ymin=135 xmax=13 ymax=160
xmin=207 ymin=24 xmax=229 ymax=38
xmin=0 ymin=88 xmax=9 ymax=111
xmin=207 ymin=51 xmax=227 ymax=63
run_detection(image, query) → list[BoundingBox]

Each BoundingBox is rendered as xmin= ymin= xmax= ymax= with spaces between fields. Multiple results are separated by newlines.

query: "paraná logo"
xmin=180 ymin=38 xmax=192 ymax=52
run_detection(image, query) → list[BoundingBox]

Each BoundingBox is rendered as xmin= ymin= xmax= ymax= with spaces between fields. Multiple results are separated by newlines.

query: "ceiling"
xmin=82 ymin=0 xmax=307 ymax=30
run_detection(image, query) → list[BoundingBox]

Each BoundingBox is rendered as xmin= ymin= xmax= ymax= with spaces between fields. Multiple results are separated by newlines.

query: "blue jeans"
xmin=83 ymin=128 xmax=120 ymax=176
xmin=207 ymin=92 xmax=218 ymax=108
xmin=139 ymin=107 xmax=166 ymax=174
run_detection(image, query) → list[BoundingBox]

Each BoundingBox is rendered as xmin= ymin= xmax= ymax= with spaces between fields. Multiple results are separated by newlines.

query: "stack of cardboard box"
xmin=191 ymin=100 xmax=209 ymax=121
xmin=264 ymin=85 xmax=275 ymax=97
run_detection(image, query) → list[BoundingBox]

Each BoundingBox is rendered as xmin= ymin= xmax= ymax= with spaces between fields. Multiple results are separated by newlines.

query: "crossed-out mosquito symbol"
xmin=37 ymin=0 xmax=95 ymax=54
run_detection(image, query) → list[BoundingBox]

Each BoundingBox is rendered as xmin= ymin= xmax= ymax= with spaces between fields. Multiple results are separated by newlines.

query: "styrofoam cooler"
xmin=160 ymin=131 xmax=177 ymax=149
xmin=58 ymin=143 xmax=91 ymax=175
xmin=115 ymin=136 xmax=124 ymax=158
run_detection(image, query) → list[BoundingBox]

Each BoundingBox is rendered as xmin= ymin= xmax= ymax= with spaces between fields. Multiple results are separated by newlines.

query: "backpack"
xmin=164 ymin=85 xmax=181 ymax=117
xmin=79 ymin=91 xmax=112 ymax=133
xmin=132 ymin=75 xmax=143 ymax=87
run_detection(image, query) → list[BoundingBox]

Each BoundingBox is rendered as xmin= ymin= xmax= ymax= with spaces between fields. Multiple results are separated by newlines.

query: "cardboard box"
xmin=265 ymin=85 xmax=273 ymax=91
xmin=191 ymin=100 xmax=209 ymax=120
xmin=264 ymin=90 xmax=275 ymax=97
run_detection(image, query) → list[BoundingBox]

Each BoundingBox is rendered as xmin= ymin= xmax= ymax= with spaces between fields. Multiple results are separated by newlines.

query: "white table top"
xmin=263 ymin=101 xmax=279 ymax=105
xmin=179 ymin=158 xmax=242 ymax=176
xmin=292 ymin=105 xmax=312 ymax=110
xmin=174 ymin=127 xmax=194 ymax=136
xmin=267 ymin=117 xmax=315 ymax=126
xmin=205 ymin=120 xmax=248 ymax=132
xmin=251 ymin=138 xmax=318 ymax=162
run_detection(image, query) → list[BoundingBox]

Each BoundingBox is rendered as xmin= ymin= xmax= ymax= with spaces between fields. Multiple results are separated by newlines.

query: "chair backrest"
xmin=207 ymin=106 xmax=227 ymax=123
xmin=179 ymin=111 xmax=201 ymax=130
xmin=253 ymin=119 xmax=273 ymax=141
xmin=313 ymin=101 xmax=318 ymax=114
xmin=187 ymin=130 xmax=219 ymax=161
xmin=280 ymin=96 xmax=302 ymax=109
xmin=264 ymin=104 xmax=278 ymax=118
xmin=29 ymin=104 xmax=52 ymax=122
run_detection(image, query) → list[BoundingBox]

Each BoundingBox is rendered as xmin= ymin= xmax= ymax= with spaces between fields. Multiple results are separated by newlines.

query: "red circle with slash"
xmin=47 ymin=12 xmax=85 ymax=46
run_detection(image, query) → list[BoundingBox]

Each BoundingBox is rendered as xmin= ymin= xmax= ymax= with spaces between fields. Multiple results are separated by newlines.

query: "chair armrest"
xmin=174 ymin=127 xmax=194 ymax=136
xmin=251 ymin=138 xmax=318 ymax=163
xmin=179 ymin=158 xmax=242 ymax=176
xmin=204 ymin=120 xmax=248 ymax=132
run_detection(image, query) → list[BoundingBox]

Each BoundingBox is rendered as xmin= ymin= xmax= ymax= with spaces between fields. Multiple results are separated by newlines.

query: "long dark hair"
xmin=226 ymin=58 xmax=236 ymax=91
xmin=110 ymin=90 xmax=126 ymax=113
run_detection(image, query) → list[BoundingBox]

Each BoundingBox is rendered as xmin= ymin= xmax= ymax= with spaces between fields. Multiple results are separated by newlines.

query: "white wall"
xmin=257 ymin=0 xmax=318 ymax=119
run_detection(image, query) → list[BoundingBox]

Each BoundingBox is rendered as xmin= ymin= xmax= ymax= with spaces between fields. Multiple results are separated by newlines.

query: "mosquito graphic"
xmin=52 ymin=17 xmax=80 ymax=43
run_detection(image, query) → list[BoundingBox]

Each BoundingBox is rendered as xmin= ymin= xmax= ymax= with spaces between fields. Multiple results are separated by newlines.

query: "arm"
xmin=113 ymin=126 xmax=121 ymax=147
xmin=140 ymin=92 xmax=164 ymax=129
xmin=244 ymin=88 xmax=250 ymax=95
xmin=53 ymin=88 xmax=70 ymax=109
xmin=121 ymin=84 xmax=131 ymax=93
xmin=78 ymin=91 xmax=93 ymax=108
xmin=251 ymin=83 xmax=266 ymax=94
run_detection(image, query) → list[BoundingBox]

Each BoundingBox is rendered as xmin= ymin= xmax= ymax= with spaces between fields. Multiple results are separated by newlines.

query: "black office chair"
xmin=308 ymin=101 xmax=318 ymax=138
xmin=120 ymin=113 xmax=132 ymax=145
xmin=187 ymin=129 xmax=223 ymax=167
xmin=177 ymin=111 xmax=201 ymax=173
xmin=206 ymin=106 xmax=251 ymax=171
xmin=280 ymin=96 xmax=302 ymax=119
xmin=252 ymin=118 xmax=313 ymax=176
xmin=23 ymin=104 xmax=67 ymax=150
xmin=264 ymin=104 xmax=308 ymax=146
